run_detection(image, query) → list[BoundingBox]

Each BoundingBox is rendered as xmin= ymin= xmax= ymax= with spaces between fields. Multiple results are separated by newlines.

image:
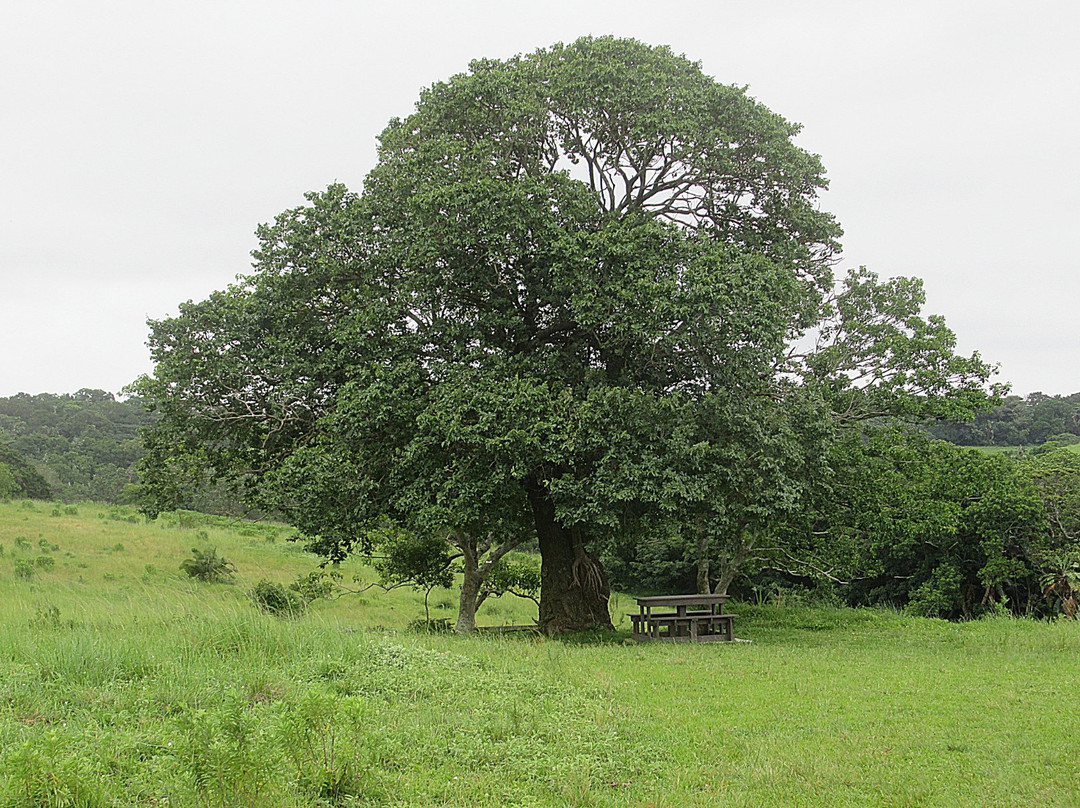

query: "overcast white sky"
xmin=2 ymin=0 xmax=1078 ymax=398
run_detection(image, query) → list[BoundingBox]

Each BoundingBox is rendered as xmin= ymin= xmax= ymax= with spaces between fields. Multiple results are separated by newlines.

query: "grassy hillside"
xmin=0 ymin=501 xmax=542 ymax=632
xmin=969 ymin=442 xmax=1080 ymax=456
xmin=2 ymin=501 xmax=1079 ymax=806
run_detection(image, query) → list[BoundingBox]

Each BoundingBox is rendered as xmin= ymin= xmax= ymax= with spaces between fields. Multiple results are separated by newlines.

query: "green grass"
xmin=1 ymin=500 xmax=1079 ymax=806
xmin=968 ymin=442 xmax=1080 ymax=456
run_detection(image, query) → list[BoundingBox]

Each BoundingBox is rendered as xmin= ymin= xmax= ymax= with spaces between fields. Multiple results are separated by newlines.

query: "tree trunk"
xmin=694 ymin=516 xmax=711 ymax=594
xmin=714 ymin=525 xmax=756 ymax=597
xmin=455 ymin=530 xmax=481 ymax=634
xmin=527 ymin=482 xmax=613 ymax=634
xmin=456 ymin=572 xmax=480 ymax=634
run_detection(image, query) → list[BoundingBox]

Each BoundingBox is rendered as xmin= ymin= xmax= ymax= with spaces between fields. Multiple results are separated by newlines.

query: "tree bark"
xmin=526 ymin=481 xmax=613 ymax=633
xmin=452 ymin=529 xmax=525 ymax=634
xmin=694 ymin=515 xmax=711 ymax=594
xmin=714 ymin=525 xmax=756 ymax=596
xmin=456 ymin=572 xmax=480 ymax=634
xmin=454 ymin=530 xmax=481 ymax=634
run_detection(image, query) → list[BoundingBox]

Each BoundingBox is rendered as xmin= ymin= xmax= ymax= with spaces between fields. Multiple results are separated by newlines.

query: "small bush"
xmin=30 ymin=605 xmax=62 ymax=627
xmin=34 ymin=555 xmax=55 ymax=570
xmin=250 ymin=580 xmax=306 ymax=617
xmin=180 ymin=547 xmax=236 ymax=583
xmin=290 ymin=568 xmax=339 ymax=602
xmin=14 ymin=560 xmax=34 ymax=580
xmin=14 ymin=535 xmax=31 ymax=550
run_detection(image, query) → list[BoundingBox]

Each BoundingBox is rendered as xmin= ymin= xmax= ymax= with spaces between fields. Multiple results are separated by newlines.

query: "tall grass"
xmin=1 ymin=501 xmax=1079 ymax=806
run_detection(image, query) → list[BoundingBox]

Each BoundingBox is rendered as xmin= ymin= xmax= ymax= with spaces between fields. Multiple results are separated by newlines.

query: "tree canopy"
xmin=136 ymin=37 xmax=999 ymax=632
xmin=0 ymin=441 xmax=51 ymax=500
xmin=0 ymin=390 xmax=150 ymax=503
xmin=928 ymin=391 xmax=1080 ymax=447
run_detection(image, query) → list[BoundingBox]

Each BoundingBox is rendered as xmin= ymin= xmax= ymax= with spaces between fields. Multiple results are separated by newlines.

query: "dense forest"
xmin=0 ymin=390 xmax=262 ymax=515
xmin=927 ymin=392 xmax=1080 ymax=446
xmin=0 ymin=390 xmax=152 ymax=503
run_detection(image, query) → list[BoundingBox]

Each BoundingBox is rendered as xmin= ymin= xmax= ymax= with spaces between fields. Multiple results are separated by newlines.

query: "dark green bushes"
xmin=250 ymin=580 xmax=306 ymax=617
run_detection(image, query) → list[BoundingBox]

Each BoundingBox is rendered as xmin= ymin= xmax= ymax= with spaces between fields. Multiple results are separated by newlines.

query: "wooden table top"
xmin=635 ymin=593 xmax=728 ymax=607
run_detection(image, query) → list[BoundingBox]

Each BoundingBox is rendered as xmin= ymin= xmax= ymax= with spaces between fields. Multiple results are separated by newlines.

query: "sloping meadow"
xmin=1 ymin=500 xmax=1079 ymax=806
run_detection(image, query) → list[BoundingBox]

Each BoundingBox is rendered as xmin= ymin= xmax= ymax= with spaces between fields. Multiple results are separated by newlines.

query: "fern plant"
xmin=180 ymin=547 xmax=236 ymax=583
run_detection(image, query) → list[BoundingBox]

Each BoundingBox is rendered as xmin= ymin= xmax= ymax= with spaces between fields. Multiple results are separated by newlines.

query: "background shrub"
xmin=180 ymin=547 xmax=236 ymax=583
xmin=250 ymin=579 xmax=306 ymax=617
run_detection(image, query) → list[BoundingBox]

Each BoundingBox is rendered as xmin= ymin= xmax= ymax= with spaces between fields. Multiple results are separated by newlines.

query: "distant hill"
xmin=927 ymin=391 xmax=1080 ymax=446
xmin=0 ymin=389 xmax=153 ymax=503
xmin=0 ymin=389 xmax=255 ymax=514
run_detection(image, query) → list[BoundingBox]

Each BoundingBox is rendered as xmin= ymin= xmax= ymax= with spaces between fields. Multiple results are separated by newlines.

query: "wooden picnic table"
xmin=630 ymin=593 xmax=737 ymax=642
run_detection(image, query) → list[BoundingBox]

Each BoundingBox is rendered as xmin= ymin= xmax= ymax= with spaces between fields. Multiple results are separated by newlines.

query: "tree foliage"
xmin=0 ymin=441 xmax=51 ymax=500
xmin=927 ymin=391 xmax=1080 ymax=446
xmin=762 ymin=431 xmax=1080 ymax=619
xmin=136 ymin=37 xmax=999 ymax=631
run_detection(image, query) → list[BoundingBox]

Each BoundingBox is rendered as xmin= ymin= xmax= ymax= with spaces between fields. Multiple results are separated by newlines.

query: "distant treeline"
xmin=0 ymin=390 xmax=257 ymax=515
xmin=4 ymin=387 xmax=1080 ymax=619
xmin=0 ymin=389 xmax=153 ymax=503
xmin=926 ymin=392 xmax=1080 ymax=446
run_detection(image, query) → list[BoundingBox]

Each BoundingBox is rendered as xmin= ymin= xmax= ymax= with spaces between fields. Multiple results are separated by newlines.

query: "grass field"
xmin=2 ymin=500 xmax=1079 ymax=807
xmin=969 ymin=442 xmax=1080 ymax=456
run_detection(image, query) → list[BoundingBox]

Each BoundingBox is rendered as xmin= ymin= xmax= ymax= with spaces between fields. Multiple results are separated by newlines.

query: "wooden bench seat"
xmin=629 ymin=611 xmax=738 ymax=642
xmin=630 ymin=593 xmax=736 ymax=642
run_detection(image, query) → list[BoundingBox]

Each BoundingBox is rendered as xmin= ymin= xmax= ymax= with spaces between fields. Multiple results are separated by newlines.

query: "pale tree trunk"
xmin=453 ymin=529 xmax=524 ymax=634
xmin=694 ymin=515 xmax=711 ymax=594
xmin=714 ymin=525 xmax=757 ymax=597
xmin=456 ymin=572 xmax=481 ymax=634
xmin=454 ymin=530 xmax=481 ymax=635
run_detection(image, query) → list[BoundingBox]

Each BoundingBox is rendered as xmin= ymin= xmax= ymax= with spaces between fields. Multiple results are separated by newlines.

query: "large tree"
xmin=136 ymin=37 xmax=992 ymax=632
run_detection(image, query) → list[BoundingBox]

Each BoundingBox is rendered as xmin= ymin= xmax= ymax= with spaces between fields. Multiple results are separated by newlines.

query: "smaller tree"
xmin=0 ymin=463 xmax=16 ymax=499
xmin=798 ymin=268 xmax=1005 ymax=425
xmin=806 ymin=430 xmax=1048 ymax=618
xmin=372 ymin=527 xmax=540 ymax=633
xmin=0 ymin=442 xmax=51 ymax=500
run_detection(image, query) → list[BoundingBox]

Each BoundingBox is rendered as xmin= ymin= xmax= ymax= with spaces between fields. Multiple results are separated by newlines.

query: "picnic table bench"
xmin=630 ymin=593 xmax=736 ymax=642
